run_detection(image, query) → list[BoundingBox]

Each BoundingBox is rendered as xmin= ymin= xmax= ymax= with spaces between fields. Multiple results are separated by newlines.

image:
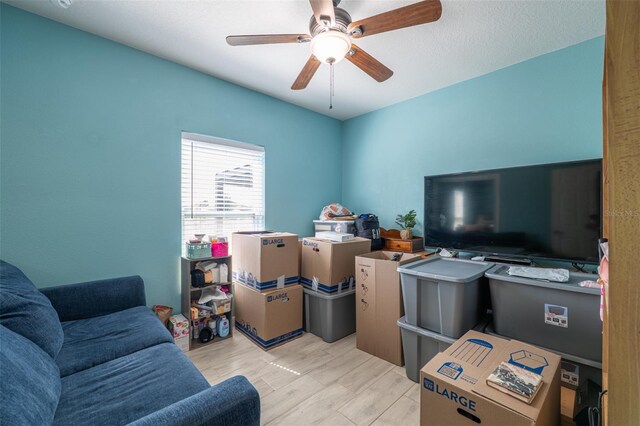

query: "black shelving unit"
xmin=180 ymin=255 xmax=234 ymax=350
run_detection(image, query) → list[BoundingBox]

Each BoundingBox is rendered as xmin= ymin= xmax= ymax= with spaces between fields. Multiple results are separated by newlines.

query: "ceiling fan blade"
xmin=346 ymin=44 xmax=393 ymax=82
xmin=309 ymin=0 xmax=336 ymax=27
xmin=292 ymin=55 xmax=321 ymax=90
xmin=226 ymin=34 xmax=311 ymax=46
xmin=348 ymin=0 xmax=442 ymax=39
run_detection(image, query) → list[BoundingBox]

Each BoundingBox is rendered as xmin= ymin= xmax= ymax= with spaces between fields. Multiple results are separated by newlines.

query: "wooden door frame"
xmin=602 ymin=1 xmax=640 ymax=424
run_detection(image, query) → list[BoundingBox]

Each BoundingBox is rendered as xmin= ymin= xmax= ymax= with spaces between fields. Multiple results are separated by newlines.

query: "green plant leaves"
xmin=396 ymin=209 xmax=417 ymax=230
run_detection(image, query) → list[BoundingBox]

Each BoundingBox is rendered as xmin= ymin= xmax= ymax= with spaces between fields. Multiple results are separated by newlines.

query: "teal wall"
xmin=341 ymin=37 xmax=604 ymax=233
xmin=1 ymin=4 xmax=605 ymax=310
xmin=0 ymin=5 xmax=342 ymax=309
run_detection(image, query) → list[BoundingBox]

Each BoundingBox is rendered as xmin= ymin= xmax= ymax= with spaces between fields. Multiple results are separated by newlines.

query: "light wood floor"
xmin=188 ymin=331 xmax=420 ymax=426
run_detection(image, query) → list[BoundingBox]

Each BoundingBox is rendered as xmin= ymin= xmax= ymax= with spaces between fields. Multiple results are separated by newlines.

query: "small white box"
xmin=313 ymin=220 xmax=356 ymax=234
xmin=175 ymin=335 xmax=189 ymax=352
xmin=314 ymin=231 xmax=355 ymax=242
xmin=169 ymin=314 xmax=190 ymax=339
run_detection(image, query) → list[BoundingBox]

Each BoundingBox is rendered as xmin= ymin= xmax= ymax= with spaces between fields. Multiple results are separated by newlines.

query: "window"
xmin=453 ymin=189 xmax=464 ymax=229
xmin=181 ymin=133 xmax=265 ymax=245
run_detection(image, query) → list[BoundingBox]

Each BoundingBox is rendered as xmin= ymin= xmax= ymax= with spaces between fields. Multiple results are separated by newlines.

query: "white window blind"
xmin=181 ymin=133 xmax=265 ymax=245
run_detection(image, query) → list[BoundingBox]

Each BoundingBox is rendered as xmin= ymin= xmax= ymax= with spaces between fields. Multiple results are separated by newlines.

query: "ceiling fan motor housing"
xmin=309 ymin=7 xmax=353 ymax=36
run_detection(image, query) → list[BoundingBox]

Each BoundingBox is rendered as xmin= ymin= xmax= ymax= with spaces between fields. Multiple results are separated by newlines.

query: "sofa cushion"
xmin=0 ymin=325 xmax=62 ymax=425
xmin=0 ymin=260 xmax=64 ymax=358
xmin=56 ymin=305 xmax=174 ymax=376
xmin=54 ymin=343 xmax=210 ymax=426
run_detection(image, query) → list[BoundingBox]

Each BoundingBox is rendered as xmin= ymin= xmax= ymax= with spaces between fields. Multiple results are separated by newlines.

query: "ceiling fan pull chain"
xmin=329 ymin=62 xmax=334 ymax=109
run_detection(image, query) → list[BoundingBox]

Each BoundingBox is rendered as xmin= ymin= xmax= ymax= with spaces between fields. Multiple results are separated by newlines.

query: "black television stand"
xmin=483 ymin=256 xmax=532 ymax=266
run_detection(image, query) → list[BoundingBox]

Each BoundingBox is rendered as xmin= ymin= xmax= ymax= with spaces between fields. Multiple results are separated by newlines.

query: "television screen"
xmin=424 ymin=160 xmax=602 ymax=264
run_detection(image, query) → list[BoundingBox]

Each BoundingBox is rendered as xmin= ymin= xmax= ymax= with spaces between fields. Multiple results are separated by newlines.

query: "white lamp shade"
xmin=311 ymin=31 xmax=352 ymax=64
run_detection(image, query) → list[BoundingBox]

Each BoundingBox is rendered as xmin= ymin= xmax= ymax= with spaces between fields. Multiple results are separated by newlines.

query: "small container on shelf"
xmin=218 ymin=315 xmax=230 ymax=337
xmin=186 ymin=242 xmax=212 ymax=259
xmin=211 ymin=241 xmax=229 ymax=257
xmin=191 ymin=318 xmax=203 ymax=339
xmin=212 ymin=297 xmax=232 ymax=315
xmin=190 ymin=269 xmax=206 ymax=287
xmin=189 ymin=260 xmax=229 ymax=289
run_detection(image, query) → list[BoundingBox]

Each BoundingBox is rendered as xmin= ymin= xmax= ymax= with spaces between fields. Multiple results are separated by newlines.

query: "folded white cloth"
xmin=507 ymin=266 xmax=570 ymax=282
xmin=198 ymin=287 xmax=229 ymax=304
xmin=196 ymin=261 xmax=218 ymax=271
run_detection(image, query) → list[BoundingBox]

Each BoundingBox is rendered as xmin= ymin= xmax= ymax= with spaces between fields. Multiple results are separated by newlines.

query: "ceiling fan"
xmin=226 ymin=0 xmax=442 ymax=91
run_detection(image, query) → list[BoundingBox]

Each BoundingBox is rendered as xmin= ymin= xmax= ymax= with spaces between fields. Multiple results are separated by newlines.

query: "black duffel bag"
xmin=355 ymin=214 xmax=383 ymax=250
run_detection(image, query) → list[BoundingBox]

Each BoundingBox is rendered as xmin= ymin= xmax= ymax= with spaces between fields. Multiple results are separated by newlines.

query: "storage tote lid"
xmin=312 ymin=219 xmax=355 ymax=224
xmin=397 ymin=257 xmax=494 ymax=282
xmin=303 ymin=288 xmax=355 ymax=299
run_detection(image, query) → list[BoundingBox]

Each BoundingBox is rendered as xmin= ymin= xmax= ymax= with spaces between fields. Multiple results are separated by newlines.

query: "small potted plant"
xmin=395 ymin=210 xmax=417 ymax=240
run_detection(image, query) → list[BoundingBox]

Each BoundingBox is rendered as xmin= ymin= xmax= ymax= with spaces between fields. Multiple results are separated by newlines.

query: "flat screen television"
xmin=424 ymin=159 xmax=602 ymax=264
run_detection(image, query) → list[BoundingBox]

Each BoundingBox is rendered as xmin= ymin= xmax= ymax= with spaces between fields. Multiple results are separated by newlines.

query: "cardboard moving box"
xmin=355 ymin=251 xmax=421 ymax=366
xmin=234 ymin=283 xmax=303 ymax=350
xmin=301 ymin=237 xmax=371 ymax=294
xmin=298 ymin=238 xmax=302 ymax=279
xmin=421 ymin=330 xmax=560 ymax=426
xmin=232 ymin=232 xmax=299 ymax=291
xmin=560 ymin=387 xmax=576 ymax=426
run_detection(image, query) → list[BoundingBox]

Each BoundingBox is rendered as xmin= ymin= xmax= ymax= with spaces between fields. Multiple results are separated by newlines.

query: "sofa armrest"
xmin=40 ymin=276 xmax=146 ymax=322
xmin=128 ymin=376 xmax=260 ymax=426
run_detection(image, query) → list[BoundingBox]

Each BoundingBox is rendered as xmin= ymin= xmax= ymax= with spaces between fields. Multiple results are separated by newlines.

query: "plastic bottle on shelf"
xmin=208 ymin=317 xmax=218 ymax=336
xmin=218 ymin=315 xmax=230 ymax=337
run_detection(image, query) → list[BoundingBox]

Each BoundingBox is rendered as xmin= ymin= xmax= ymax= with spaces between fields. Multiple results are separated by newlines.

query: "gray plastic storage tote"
xmin=486 ymin=264 xmax=602 ymax=362
xmin=398 ymin=257 xmax=494 ymax=338
xmin=397 ymin=316 xmax=456 ymax=382
xmin=304 ymin=288 xmax=355 ymax=343
xmin=484 ymin=321 xmax=602 ymax=389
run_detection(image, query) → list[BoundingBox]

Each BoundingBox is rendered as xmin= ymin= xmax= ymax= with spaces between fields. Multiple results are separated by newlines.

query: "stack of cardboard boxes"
xmin=232 ymin=232 xmax=376 ymax=349
xmin=300 ymin=236 xmax=371 ymax=342
xmin=232 ymin=232 xmax=303 ymax=350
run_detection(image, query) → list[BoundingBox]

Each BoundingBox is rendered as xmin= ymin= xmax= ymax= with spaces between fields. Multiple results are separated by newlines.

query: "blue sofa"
xmin=0 ymin=260 xmax=260 ymax=426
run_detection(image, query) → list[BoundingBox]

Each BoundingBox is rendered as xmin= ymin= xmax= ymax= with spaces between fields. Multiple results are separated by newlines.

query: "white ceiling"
xmin=5 ymin=0 xmax=605 ymax=120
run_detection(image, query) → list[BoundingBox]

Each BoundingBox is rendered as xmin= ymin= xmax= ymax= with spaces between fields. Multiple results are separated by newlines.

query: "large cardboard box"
xmin=421 ymin=330 xmax=561 ymax=426
xmin=234 ymin=283 xmax=303 ymax=350
xmin=300 ymin=237 xmax=371 ymax=294
xmin=355 ymin=251 xmax=421 ymax=366
xmin=560 ymin=387 xmax=576 ymax=426
xmin=231 ymin=232 xmax=299 ymax=291
xmin=298 ymin=238 xmax=302 ymax=279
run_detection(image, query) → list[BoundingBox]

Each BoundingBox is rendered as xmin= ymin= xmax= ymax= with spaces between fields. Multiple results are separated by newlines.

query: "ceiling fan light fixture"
xmin=310 ymin=31 xmax=351 ymax=64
